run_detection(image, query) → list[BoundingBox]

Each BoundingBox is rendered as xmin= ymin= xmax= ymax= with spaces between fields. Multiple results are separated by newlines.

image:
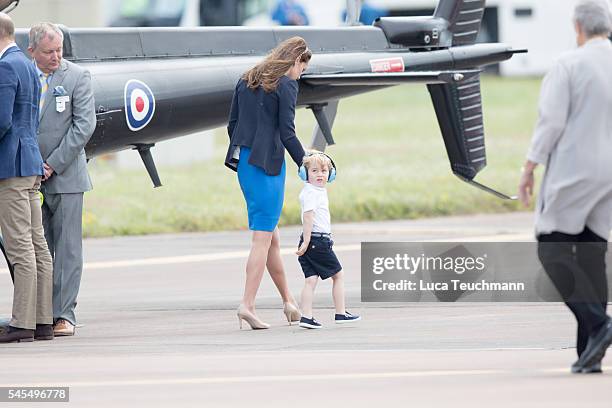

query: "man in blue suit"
xmin=0 ymin=12 xmax=54 ymax=343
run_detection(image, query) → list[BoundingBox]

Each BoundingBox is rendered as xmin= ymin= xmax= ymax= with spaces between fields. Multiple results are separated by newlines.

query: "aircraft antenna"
xmin=345 ymin=0 xmax=362 ymax=26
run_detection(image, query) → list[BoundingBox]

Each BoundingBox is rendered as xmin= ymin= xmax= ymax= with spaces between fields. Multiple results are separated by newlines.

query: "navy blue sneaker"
xmin=299 ymin=316 xmax=322 ymax=329
xmin=335 ymin=311 xmax=361 ymax=324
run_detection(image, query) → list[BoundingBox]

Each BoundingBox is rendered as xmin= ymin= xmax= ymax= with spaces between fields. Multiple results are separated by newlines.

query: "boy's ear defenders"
xmin=298 ymin=152 xmax=337 ymax=183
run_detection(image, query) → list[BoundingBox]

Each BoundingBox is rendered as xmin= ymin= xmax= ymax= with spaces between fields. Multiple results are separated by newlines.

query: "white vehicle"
xmin=106 ymin=0 xmax=273 ymax=27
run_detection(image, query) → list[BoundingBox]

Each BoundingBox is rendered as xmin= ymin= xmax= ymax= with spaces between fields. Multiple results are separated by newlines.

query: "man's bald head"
xmin=0 ymin=12 xmax=15 ymax=41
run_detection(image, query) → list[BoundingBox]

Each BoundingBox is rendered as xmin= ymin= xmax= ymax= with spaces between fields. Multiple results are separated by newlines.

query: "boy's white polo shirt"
xmin=299 ymin=183 xmax=331 ymax=234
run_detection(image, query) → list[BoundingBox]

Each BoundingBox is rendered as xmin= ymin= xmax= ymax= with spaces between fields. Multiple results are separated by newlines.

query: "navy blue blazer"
xmin=225 ymin=75 xmax=305 ymax=176
xmin=0 ymin=46 xmax=43 ymax=180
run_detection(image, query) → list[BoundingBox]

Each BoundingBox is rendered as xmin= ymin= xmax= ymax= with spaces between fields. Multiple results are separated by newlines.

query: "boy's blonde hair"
xmin=302 ymin=151 xmax=333 ymax=171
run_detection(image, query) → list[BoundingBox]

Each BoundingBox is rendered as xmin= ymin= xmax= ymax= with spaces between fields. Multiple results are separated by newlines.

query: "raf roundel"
xmin=124 ymin=80 xmax=156 ymax=131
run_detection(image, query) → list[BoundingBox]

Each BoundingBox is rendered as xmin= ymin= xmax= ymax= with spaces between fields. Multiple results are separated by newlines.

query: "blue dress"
xmin=237 ymin=147 xmax=286 ymax=231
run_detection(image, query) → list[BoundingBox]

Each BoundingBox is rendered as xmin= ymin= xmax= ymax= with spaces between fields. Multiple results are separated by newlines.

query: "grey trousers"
xmin=41 ymin=189 xmax=84 ymax=325
xmin=0 ymin=176 xmax=53 ymax=329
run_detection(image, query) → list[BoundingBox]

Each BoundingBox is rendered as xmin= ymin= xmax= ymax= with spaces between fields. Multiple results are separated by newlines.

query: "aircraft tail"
xmin=434 ymin=0 xmax=486 ymax=46
xmin=428 ymin=74 xmax=485 ymax=181
xmin=428 ymin=74 xmax=516 ymax=200
xmin=373 ymin=0 xmax=486 ymax=48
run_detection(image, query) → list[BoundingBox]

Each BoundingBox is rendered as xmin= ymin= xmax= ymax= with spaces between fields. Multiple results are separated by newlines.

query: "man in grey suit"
xmin=29 ymin=22 xmax=96 ymax=336
xmin=519 ymin=0 xmax=612 ymax=373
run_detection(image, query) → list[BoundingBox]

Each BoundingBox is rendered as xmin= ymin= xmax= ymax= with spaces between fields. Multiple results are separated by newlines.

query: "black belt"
xmin=309 ymin=232 xmax=331 ymax=238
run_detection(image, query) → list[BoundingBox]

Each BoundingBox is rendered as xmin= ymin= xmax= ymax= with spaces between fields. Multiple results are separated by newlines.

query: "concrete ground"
xmin=0 ymin=212 xmax=610 ymax=407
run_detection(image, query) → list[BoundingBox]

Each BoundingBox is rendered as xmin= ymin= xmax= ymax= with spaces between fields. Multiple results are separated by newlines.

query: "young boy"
xmin=296 ymin=151 xmax=361 ymax=329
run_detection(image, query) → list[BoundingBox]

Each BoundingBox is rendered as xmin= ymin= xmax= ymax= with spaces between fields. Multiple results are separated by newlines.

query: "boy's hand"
xmin=298 ymin=211 xmax=314 ymax=256
xmin=296 ymin=240 xmax=310 ymax=256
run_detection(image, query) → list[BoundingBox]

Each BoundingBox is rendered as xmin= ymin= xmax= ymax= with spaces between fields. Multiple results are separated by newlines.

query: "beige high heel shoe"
xmin=283 ymin=302 xmax=301 ymax=325
xmin=237 ymin=305 xmax=270 ymax=330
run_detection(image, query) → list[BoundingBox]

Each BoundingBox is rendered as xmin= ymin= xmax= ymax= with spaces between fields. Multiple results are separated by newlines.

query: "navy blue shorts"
xmin=298 ymin=235 xmax=342 ymax=280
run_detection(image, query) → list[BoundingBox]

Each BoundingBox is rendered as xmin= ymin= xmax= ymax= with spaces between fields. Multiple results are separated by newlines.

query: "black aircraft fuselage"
xmin=12 ymin=26 xmax=517 ymax=158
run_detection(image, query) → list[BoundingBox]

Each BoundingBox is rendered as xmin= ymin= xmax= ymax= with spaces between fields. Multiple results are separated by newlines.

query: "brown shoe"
xmin=0 ymin=326 xmax=34 ymax=343
xmin=53 ymin=319 xmax=75 ymax=336
xmin=34 ymin=324 xmax=54 ymax=340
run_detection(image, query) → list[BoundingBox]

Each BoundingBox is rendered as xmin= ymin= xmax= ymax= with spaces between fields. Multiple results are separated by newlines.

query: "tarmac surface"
xmin=0 ymin=212 xmax=610 ymax=407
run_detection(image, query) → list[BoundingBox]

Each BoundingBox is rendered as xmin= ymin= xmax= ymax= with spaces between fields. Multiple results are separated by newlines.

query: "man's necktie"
xmin=39 ymin=73 xmax=49 ymax=114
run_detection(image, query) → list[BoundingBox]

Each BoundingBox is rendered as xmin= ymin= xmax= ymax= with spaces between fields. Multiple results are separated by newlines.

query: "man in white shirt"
xmin=519 ymin=0 xmax=612 ymax=373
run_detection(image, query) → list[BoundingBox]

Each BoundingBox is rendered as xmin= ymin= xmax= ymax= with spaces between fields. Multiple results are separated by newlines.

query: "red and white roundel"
xmin=124 ymin=79 xmax=156 ymax=131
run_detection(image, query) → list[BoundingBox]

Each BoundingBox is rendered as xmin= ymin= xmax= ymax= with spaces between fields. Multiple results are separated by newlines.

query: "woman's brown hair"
xmin=242 ymin=36 xmax=312 ymax=93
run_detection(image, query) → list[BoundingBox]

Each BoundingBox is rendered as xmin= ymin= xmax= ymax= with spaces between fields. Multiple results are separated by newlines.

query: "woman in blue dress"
xmin=225 ymin=37 xmax=311 ymax=329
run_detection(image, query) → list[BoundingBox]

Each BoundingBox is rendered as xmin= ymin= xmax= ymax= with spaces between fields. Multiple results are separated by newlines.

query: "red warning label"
xmin=369 ymin=57 xmax=405 ymax=73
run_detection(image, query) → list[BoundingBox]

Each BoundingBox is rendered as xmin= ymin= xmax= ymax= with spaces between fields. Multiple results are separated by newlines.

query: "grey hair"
xmin=29 ymin=22 xmax=63 ymax=49
xmin=0 ymin=12 xmax=15 ymax=40
xmin=574 ymin=0 xmax=612 ymax=37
